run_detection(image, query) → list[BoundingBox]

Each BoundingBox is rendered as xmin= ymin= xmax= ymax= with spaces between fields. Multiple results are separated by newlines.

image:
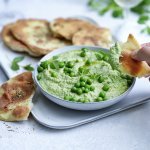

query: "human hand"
xmin=132 ymin=43 xmax=150 ymax=66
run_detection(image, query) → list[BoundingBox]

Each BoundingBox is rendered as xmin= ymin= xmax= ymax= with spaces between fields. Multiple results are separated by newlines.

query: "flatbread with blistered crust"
xmin=0 ymin=72 xmax=35 ymax=121
xmin=1 ymin=23 xmax=40 ymax=57
xmin=11 ymin=19 xmax=71 ymax=56
xmin=120 ymin=34 xmax=150 ymax=77
xmin=72 ymin=27 xmax=112 ymax=48
xmin=50 ymin=18 xmax=98 ymax=40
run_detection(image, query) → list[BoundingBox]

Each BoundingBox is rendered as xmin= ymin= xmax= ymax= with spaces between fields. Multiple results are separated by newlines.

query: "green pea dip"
xmin=37 ymin=47 xmax=133 ymax=103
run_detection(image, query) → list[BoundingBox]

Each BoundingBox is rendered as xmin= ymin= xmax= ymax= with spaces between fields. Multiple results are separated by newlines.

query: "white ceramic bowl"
xmin=34 ymin=46 xmax=136 ymax=111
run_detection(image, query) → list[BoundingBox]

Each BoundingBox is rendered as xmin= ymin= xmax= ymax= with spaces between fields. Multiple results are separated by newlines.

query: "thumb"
xmin=131 ymin=46 xmax=150 ymax=64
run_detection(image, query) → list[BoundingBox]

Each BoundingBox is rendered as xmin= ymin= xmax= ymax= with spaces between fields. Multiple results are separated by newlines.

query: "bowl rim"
xmin=34 ymin=45 xmax=136 ymax=105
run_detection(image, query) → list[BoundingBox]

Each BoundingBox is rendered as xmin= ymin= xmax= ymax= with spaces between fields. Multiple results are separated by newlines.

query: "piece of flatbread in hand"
xmin=0 ymin=72 xmax=35 ymax=121
xmin=72 ymin=27 xmax=112 ymax=48
xmin=11 ymin=19 xmax=71 ymax=56
xmin=120 ymin=34 xmax=150 ymax=77
xmin=50 ymin=18 xmax=98 ymax=40
xmin=1 ymin=23 xmax=40 ymax=57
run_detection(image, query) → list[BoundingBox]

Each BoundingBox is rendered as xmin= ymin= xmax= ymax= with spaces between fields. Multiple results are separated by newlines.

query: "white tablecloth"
xmin=0 ymin=0 xmax=150 ymax=150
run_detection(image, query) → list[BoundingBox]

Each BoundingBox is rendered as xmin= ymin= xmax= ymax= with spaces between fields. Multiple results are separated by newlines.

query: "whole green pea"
xmin=37 ymin=74 xmax=41 ymax=80
xmin=77 ymin=89 xmax=82 ymax=95
xmin=102 ymin=84 xmax=109 ymax=91
xmin=59 ymin=62 xmax=65 ymax=68
xmin=40 ymin=61 xmax=49 ymax=69
xmin=80 ymin=52 xmax=86 ymax=57
xmin=37 ymin=66 xmax=43 ymax=73
xmin=98 ymin=76 xmax=105 ymax=83
xmin=99 ymin=91 xmax=106 ymax=98
xmin=80 ymin=81 xmax=86 ymax=87
xmin=95 ymin=97 xmax=103 ymax=102
xmin=86 ymin=79 xmax=92 ymax=85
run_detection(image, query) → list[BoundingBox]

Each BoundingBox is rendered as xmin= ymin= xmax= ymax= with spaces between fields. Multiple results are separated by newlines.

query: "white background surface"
xmin=0 ymin=0 xmax=150 ymax=150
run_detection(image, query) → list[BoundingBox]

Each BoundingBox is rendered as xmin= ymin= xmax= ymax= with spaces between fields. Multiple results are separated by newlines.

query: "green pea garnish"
xmin=75 ymin=83 xmax=80 ymax=88
xmin=103 ymin=55 xmax=109 ymax=61
xmin=64 ymin=95 xmax=70 ymax=100
xmin=78 ymin=67 xmax=84 ymax=73
xmin=98 ymin=76 xmax=105 ymax=83
xmin=84 ymin=99 xmax=89 ymax=103
xmin=40 ymin=61 xmax=49 ymax=69
xmin=50 ymin=62 xmax=56 ymax=69
xmin=63 ymin=67 xmax=68 ymax=73
xmin=80 ymin=81 xmax=86 ymax=87
xmin=85 ymin=59 xmax=91 ymax=65
xmin=99 ymin=91 xmax=106 ymax=98
xmin=102 ymin=84 xmax=109 ymax=91
xmin=59 ymin=62 xmax=65 ymax=68
xmin=90 ymin=86 xmax=95 ymax=91
xmin=77 ymin=89 xmax=82 ymax=95
xmin=37 ymin=74 xmax=41 ymax=80
xmin=80 ymin=52 xmax=86 ymax=57
xmin=66 ymin=61 xmax=74 ymax=68
xmin=81 ymin=87 xmax=85 ymax=91
xmin=64 ymin=67 xmax=71 ymax=73
xmin=85 ymin=84 xmax=91 ymax=90
xmin=86 ymin=79 xmax=92 ymax=85
xmin=71 ymin=87 xmax=77 ymax=93
xmin=51 ymin=72 xmax=57 ymax=78
xmin=95 ymin=97 xmax=103 ymax=102
xmin=84 ymin=88 xmax=89 ymax=93
xmin=69 ymin=97 xmax=75 ymax=101
xmin=37 ymin=66 xmax=43 ymax=73
xmin=80 ymin=76 xmax=87 ymax=82
xmin=69 ymin=72 xmax=75 ymax=77
xmin=95 ymin=53 xmax=103 ymax=60
xmin=81 ymin=48 xmax=88 ymax=52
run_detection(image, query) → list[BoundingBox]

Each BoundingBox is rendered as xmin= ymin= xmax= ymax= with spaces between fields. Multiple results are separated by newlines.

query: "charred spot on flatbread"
xmin=1 ymin=82 xmax=34 ymax=106
xmin=120 ymin=51 xmax=144 ymax=76
xmin=0 ymin=72 xmax=35 ymax=121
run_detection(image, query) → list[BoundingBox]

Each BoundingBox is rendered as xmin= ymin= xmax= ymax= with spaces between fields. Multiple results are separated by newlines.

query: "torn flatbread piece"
xmin=11 ymin=19 xmax=71 ymax=56
xmin=72 ymin=27 xmax=112 ymax=48
xmin=0 ymin=72 xmax=35 ymax=121
xmin=120 ymin=34 xmax=150 ymax=77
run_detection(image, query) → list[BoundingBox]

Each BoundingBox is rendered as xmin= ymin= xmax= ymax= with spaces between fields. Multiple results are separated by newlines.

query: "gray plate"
xmin=0 ymin=16 xmax=150 ymax=129
xmin=32 ymin=78 xmax=150 ymax=129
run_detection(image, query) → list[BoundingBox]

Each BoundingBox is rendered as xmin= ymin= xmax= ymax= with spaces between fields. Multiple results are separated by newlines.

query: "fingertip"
xmin=141 ymin=42 xmax=150 ymax=47
xmin=131 ymin=50 xmax=138 ymax=59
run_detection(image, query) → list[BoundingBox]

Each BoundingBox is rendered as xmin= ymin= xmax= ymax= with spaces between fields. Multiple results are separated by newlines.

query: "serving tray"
xmin=0 ymin=42 xmax=150 ymax=129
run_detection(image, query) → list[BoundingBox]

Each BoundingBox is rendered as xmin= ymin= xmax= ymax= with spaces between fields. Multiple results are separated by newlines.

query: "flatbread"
xmin=0 ymin=72 xmax=35 ymax=121
xmin=120 ymin=34 xmax=150 ymax=77
xmin=1 ymin=23 xmax=40 ymax=57
xmin=72 ymin=27 xmax=112 ymax=48
xmin=11 ymin=19 xmax=71 ymax=56
xmin=50 ymin=18 xmax=98 ymax=40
